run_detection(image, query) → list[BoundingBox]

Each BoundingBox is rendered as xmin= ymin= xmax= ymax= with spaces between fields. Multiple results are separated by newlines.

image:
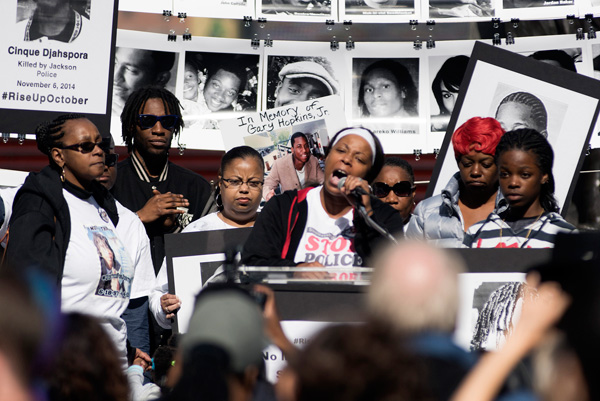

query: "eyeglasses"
xmin=105 ymin=153 xmax=119 ymax=167
xmin=221 ymin=178 xmax=264 ymax=189
xmin=59 ymin=138 xmax=110 ymax=154
xmin=372 ymin=181 xmax=415 ymax=198
xmin=137 ymin=114 xmax=179 ymax=130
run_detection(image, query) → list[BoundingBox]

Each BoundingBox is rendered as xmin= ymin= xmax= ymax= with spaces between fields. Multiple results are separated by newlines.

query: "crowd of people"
xmin=0 ymin=80 xmax=590 ymax=401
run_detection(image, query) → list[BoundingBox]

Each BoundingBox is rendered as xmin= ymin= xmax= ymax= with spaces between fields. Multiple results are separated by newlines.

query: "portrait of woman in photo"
xmin=430 ymin=55 xmax=470 ymax=132
xmin=357 ymin=59 xmax=418 ymax=119
xmin=345 ymin=0 xmax=415 ymax=13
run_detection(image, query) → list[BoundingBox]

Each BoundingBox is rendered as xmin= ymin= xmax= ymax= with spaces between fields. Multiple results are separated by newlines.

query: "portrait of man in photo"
xmin=267 ymin=57 xmax=340 ymax=109
xmin=17 ymin=0 xmax=91 ymax=43
xmin=112 ymin=47 xmax=177 ymax=119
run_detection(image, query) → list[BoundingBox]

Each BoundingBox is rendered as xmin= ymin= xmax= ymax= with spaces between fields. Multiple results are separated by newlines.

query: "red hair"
xmin=452 ymin=117 xmax=504 ymax=159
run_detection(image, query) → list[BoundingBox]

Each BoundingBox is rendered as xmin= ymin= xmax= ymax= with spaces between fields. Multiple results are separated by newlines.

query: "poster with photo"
xmin=177 ymin=37 xmax=261 ymax=151
xmin=496 ymin=0 xmax=578 ymax=20
xmin=220 ymin=95 xmax=346 ymax=172
xmin=116 ymin=0 xmax=167 ymax=13
xmin=587 ymin=42 xmax=600 ymax=149
xmin=110 ymin=30 xmax=180 ymax=146
xmin=341 ymin=0 xmax=418 ymax=22
xmin=257 ymin=0 xmax=337 ymax=21
xmin=425 ymin=0 xmax=497 ymax=21
xmin=0 ymin=0 xmax=116 ymax=136
xmin=262 ymin=41 xmax=347 ymax=112
xmin=425 ymin=40 xmax=477 ymax=153
xmin=347 ymin=42 xmax=426 ymax=154
xmin=429 ymin=42 xmax=600 ymax=215
xmin=175 ymin=0 xmax=255 ymax=19
xmin=454 ymin=272 xmax=526 ymax=351
xmin=506 ymin=35 xmax=589 ymax=76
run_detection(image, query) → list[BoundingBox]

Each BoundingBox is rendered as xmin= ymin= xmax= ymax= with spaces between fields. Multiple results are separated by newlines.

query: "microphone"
xmin=337 ymin=176 xmax=369 ymax=205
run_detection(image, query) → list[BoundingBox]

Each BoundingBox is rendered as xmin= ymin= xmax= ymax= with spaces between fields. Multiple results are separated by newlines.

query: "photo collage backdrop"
xmin=120 ymin=0 xmax=590 ymax=22
xmin=110 ymin=29 xmax=600 ymax=154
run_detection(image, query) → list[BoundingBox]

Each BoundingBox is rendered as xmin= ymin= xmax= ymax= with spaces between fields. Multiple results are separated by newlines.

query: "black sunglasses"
xmin=137 ymin=114 xmax=179 ymax=130
xmin=372 ymin=181 xmax=415 ymax=198
xmin=105 ymin=153 xmax=119 ymax=167
xmin=59 ymin=138 xmax=110 ymax=154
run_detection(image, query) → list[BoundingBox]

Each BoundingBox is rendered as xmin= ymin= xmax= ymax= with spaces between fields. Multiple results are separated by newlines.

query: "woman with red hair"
xmin=405 ymin=117 xmax=505 ymax=247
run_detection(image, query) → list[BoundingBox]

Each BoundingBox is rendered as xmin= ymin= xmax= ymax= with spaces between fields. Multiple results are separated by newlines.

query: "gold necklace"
xmin=499 ymin=211 xmax=544 ymax=247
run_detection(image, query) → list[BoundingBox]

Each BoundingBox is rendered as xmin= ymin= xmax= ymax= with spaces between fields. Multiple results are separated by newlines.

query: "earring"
xmin=60 ymin=167 xmax=66 ymax=183
xmin=215 ymin=193 xmax=223 ymax=209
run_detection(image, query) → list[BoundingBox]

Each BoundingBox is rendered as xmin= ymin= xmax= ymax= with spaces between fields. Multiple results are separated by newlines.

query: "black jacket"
xmin=5 ymin=165 xmax=118 ymax=286
xmin=241 ymin=187 xmax=403 ymax=267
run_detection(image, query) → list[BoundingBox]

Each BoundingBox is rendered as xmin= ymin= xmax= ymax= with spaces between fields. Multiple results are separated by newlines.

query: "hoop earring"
xmin=60 ymin=167 xmax=66 ymax=183
xmin=215 ymin=193 xmax=223 ymax=210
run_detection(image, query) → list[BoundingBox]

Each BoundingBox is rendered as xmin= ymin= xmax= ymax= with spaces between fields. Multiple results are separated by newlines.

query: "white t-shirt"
xmin=150 ymin=212 xmax=235 ymax=329
xmin=60 ymin=190 xmax=134 ymax=368
xmin=294 ymin=187 xmax=361 ymax=278
xmin=115 ymin=201 xmax=155 ymax=299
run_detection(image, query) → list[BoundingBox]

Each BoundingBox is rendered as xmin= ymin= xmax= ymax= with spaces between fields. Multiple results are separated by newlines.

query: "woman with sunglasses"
xmin=150 ymin=146 xmax=265 ymax=327
xmin=405 ymin=117 xmax=505 ymax=247
xmin=371 ymin=157 xmax=416 ymax=226
xmin=6 ymin=114 xmax=139 ymax=368
xmin=241 ymin=127 xmax=403 ymax=275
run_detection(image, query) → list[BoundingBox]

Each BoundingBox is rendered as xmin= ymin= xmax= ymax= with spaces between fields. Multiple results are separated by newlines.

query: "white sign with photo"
xmin=175 ymin=0 xmax=255 ymax=19
xmin=346 ymin=42 xmax=427 ymax=154
xmin=430 ymin=42 xmax=600 ymax=214
xmin=257 ymin=0 xmax=338 ymax=21
xmin=110 ymin=29 xmax=181 ymax=146
xmin=220 ymin=95 xmax=346 ymax=171
xmin=1 ymin=0 xmax=115 ymax=117
xmin=177 ymin=37 xmax=262 ymax=151
xmin=454 ymin=272 xmax=527 ymax=351
xmin=340 ymin=0 xmax=420 ymax=22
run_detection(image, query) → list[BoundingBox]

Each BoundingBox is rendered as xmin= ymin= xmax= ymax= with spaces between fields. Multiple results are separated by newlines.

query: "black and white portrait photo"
xmin=353 ymin=57 xmax=419 ymax=120
xmin=503 ymin=0 xmax=572 ymax=9
xmin=489 ymin=83 xmax=566 ymax=143
xmin=181 ymin=51 xmax=259 ymax=130
xmin=111 ymin=46 xmax=178 ymax=135
xmin=344 ymin=0 xmax=414 ymax=14
xmin=17 ymin=0 xmax=91 ymax=43
xmin=265 ymin=56 xmax=340 ymax=109
xmin=430 ymin=55 xmax=470 ymax=132
xmin=261 ymin=0 xmax=332 ymax=15
xmin=470 ymin=281 xmax=531 ymax=351
xmin=428 ymin=0 xmax=493 ymax=18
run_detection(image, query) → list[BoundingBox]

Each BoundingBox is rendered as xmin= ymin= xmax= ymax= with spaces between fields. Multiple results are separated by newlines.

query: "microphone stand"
xmin=345 ymin=192 xmax=398 ymax=245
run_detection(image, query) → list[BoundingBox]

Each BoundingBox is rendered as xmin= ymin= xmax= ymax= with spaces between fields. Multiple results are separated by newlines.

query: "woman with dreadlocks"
xmin=463 ymin=129 xmax=575 ymax=249
xmin=5 ymin=114 xmax=137 ymax=368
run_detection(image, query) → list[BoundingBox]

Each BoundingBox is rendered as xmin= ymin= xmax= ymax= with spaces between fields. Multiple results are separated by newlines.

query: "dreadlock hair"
xmin=382 ymin=157 xmax=415 ymax=185
xmin=495 ymin=128 xmax=559 ymax=213
xmin=471 ymin=282 xmax=524 ymax=351
xmin=120 ymin=86 xmax=184 ymax=153
xmin=495 ymin=92 xmax=548 ymax=137
xmin=452 ymin=116 xmax=505 ymax=160
xmin=35 ymin=113 xmax=86 ymax=165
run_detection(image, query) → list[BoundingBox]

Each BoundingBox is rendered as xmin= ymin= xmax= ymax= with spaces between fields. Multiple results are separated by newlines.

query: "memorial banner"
xmin=0 ymin=0 xmax=117 ymax=135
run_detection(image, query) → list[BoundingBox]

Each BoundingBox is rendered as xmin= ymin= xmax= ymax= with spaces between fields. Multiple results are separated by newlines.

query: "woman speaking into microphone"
xmin=242 ymin=127 xmax=403 ymax=273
